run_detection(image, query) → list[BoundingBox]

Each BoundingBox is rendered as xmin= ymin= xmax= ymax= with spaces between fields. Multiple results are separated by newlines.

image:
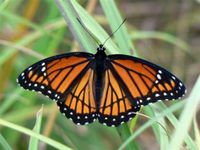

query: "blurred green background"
xmin=0 ymin=0 xmax=200 ymax=150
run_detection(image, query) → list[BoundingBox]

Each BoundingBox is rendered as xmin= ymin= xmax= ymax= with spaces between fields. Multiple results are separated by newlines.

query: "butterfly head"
xmin=97 ymin=44 xmax=106 ymax=52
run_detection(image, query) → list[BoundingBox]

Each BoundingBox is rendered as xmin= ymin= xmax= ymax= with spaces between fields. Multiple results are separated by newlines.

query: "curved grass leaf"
xmin=0 ymin=118 xmax=72 ymax=150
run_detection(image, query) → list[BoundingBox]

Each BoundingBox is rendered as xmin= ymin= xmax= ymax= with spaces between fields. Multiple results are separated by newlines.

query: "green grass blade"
xmin=0 ymin=134 xmax=13 ymax=150
xmin=0 ymin=0 xmax=10 ymax=12
xmin=131 ymin=31 xmax=190 ymax=53
xmin=194 ymin=117 xmax=200 ymax=149
xmin=28 ymin=106 xmax=43 ymax=150
xmin=0 ymin=118 xmax=72 ymax=150
xmin=55 ymin=0 xmax=96 ymax=53
xmin=158 ymin=102 xmax=197 ymax=149
xmin=143 ymin=106 xmax=168 ymax=148
xmin=168 ymin=76 xmax=200 ymax=150
xmin=118 ymin=100 xmax=185 ymax=150
xmin=0 ymin=88 xmax=23 ymax=115
xmin=100 ymin=0 xmax=135 ymax=55
xmin=71 ymin=0 xmax=120 ymax=54
xmin=116 ymin=124 xmax=140 ymax=150
xmin=0 ymin=10 xmax=47 ymax=34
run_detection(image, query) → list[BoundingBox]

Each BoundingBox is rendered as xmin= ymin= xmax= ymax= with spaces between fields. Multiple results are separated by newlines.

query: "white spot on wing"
xmin=41 ymin=67 xmax=46 ymax=72
xmin=155 ymin=80 xmax=159 ymax=84
xmin=48 ymin=90 xmax=51 ymax=94
xmin=157 ymin=74 xmax=161 ymax=80
xmin=147 ymin=97 xmax=151 ymax=101
xmin=21 ymin=73 xmax=24 ymax=76
xmin=158 ymin=70 xmax=162 ymax=74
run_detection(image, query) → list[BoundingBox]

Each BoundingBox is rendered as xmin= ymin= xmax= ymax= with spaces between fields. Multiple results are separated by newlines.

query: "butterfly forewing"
xmin=17 ymin=53 xmax=93 ymax=101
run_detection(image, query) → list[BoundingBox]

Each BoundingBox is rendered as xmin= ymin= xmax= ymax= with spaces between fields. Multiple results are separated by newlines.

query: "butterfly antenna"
xmin=76 ymin=18 xmax=99 ymax=45
xmin=102 ymin=18 xmax=126 ymax=46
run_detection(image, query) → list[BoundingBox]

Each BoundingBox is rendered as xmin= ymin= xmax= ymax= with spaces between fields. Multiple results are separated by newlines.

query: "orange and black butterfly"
xmin=17 ymin=44 xmax=186 ymax=127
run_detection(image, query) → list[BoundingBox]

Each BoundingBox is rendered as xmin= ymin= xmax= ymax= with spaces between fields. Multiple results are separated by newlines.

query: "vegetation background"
xmin=0 ymin=0 xmax=199 ymax=150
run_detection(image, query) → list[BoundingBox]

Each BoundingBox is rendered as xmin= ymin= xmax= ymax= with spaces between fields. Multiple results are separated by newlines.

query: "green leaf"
xmin=168 ymin=76 xmax=200 ymax=150
xmin=131 ymin=31 xmax=190 ymax=53
xmin=100 ymin=0 xmax=135 ymax=55
xmin=194 ymin=117 xmax=200 ymax=149
xmin=0 ymin=134 xmax=13 ymax=150
xmin=116 ymin=124 xmax=140 ymax=150
xmin=0 ymin=118 xmax=72 ymax=150
xmin=55 ymin=0 xmax=96 ymax=53
xmin=28 ymin=106 xmax=43 ymax=150
xmin=118 ymin=100 xmax=185 ymax=150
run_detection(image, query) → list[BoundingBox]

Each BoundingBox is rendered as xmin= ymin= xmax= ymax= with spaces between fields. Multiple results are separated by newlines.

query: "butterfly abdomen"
xmin=94 ymin=50 xmax=107 ymax=107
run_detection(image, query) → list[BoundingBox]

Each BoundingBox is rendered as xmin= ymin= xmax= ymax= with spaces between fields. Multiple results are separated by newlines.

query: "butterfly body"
xmin=17 ymin=45 xmax=186 ymax=127
xmin=94 ymin=45 xmax=107 ymax=106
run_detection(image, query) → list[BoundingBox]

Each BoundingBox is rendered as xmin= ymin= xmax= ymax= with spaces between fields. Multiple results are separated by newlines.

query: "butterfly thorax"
xmin=94 ymin=45 xmax=107 ymax=107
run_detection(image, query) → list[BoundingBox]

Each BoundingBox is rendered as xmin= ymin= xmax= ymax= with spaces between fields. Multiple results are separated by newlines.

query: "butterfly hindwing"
xmin=57 ymin=67 xmax=97 ymax=125
xmin=98 ymin=68 xmax=140 ymax=127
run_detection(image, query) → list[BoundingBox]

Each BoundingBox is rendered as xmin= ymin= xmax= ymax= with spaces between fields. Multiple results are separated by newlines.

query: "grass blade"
xmin=55 ymin=0 xmax=96 ymax=53
xmin=0 ymin=134 xmax=13 ymax=150
xmin=194 ymin=117 xmax=200 ymax=149
xmin=118 ymin=100 xmax=185 ymax=150
xmin=131 ymin=31 xmax=190 ymax=53
xmin=168 ymin=76 xmax=200 ymax=150
xmin=100 ymin=0 xmax=135 ymax=55
xmin=28 ymin=106 xmax=43 ymax=150
xmin=0 ymin=118 xmax=72 ymax=150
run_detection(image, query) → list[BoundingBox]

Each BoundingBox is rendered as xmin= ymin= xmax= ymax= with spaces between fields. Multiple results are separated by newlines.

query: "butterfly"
xmin=17 ymin=44 xmax=186 ymax=127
